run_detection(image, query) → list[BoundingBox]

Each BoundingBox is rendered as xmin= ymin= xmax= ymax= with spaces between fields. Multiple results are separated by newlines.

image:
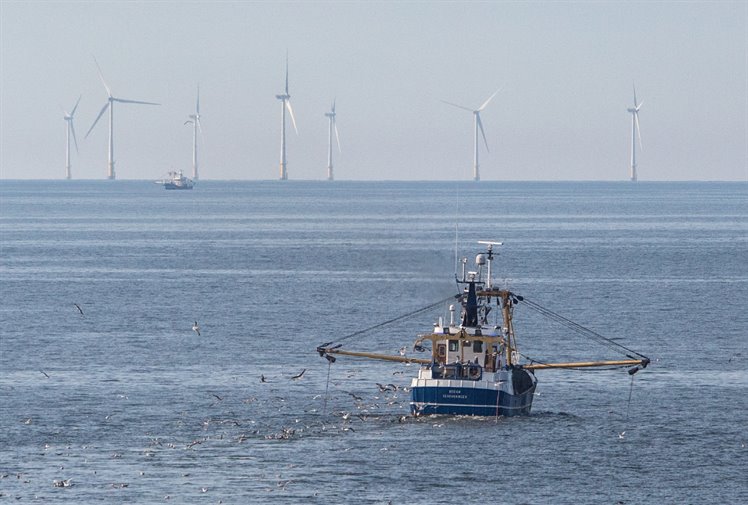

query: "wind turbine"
xmin=324 ymin=100 xmax=340 ymax=181
xmin=627 ymin=83 xmax=643 ymax=182
xmin=276 ymin=54 xmax=298 ymax=180
xmin=184 ymin=85 xmax=203 ymax=180
xmin=443 ymin=88 xmax=500 ymax=181
xmin=63 ymin=95 xmax=81 ymax=180
xmin=85 ymin=58 xmax=160 ymax=179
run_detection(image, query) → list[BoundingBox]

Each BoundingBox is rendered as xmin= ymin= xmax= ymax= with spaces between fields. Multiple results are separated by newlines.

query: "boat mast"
xmin=501 ymin=291 xmax=515 ymax=366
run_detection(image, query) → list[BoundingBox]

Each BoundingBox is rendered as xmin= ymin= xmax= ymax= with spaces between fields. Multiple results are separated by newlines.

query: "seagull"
xmin=398 ymin=346 xmax=407 ymax=356
xmin=260 ymin=374 xmax=267 ymax=383
xmin=73 ymin=303 xmax=84 ymax=315
xmin=618 ymin=431 xmax=626 ymax=439
xmin=40 ymin=370 xmax=50 ymax=378
xmin=211 ymin=393 xmax=223 ymax=401
xmin=192 ymin=321 xmax=200 ymax=336
xmin=347 ymin=392 xmax=363 ymax=401
xmin=291 ymin=369 xmax=306 ymax=380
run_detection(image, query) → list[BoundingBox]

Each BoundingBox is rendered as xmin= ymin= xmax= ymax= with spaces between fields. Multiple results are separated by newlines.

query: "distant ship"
xmin=155 ymin=170 xmax=194 ymax=190
xmin=317 ymin=242 xmax=650 ymax=417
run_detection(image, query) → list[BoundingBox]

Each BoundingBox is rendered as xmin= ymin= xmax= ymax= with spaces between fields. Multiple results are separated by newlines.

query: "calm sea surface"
xmin=1 ymin=180 xmax=746 ymax=504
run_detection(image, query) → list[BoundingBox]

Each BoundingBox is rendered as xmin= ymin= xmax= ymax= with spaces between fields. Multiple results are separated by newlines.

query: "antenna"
xmin=477 ymin=241 xmax=503 ymax=288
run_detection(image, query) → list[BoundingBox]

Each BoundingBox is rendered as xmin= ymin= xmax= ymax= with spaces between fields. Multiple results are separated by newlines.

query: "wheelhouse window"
xmin=473 ymin=341 xmax=483 ymax=353
xmin=448 ymin=340 xmax=458 ymax=352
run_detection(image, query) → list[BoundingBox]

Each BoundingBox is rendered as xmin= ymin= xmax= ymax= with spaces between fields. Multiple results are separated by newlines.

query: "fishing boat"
xmin=317 ymin=241 xmax=650 ymax=417
xmin=155 ymin=170 xmax=194 ymax=190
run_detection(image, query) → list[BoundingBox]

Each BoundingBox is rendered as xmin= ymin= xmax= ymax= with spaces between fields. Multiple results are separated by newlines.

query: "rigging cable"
xmin=318 ymin=294 xmax=458 ymax=348
xmin=517 ymin=296 xmax=649 ymax=361
xmin=323 ymin=359 xmax=332 ymax=415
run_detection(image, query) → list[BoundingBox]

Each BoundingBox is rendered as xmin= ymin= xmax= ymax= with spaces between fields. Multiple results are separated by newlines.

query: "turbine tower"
xmin=627 ymin=83 xmax=643 ymax=182
xmin=275 ymin=54 xmax=298 ymax=180
xmin=85 ymin=58 xmax=160 ymax=180
xmin=63 ymin=95 xmax=81 ymax=180
xmin=443 ymin=88 xmax=500 ymax=181
xmin=184 ymin=85 xmax=203 ymax=180
xmin=324 ymin=100 xmax=341 ymax=181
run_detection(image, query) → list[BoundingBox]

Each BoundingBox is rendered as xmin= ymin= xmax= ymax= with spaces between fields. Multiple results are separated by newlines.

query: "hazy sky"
xmin=1 ymin=1 xmax=746 ymax=181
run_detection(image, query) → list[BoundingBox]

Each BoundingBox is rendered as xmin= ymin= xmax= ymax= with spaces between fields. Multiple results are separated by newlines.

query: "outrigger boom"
xmin=316 ymin=347 xmax=649 ymax=372
xmin=317 ymin=241 xmax=650 ymax=417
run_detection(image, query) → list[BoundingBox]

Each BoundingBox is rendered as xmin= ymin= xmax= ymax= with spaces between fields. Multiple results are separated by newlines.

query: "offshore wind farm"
xmin=1 ymin=3 xmax=744 ymax=182
xmin=56 ymin=60 xmax=648 ymax=183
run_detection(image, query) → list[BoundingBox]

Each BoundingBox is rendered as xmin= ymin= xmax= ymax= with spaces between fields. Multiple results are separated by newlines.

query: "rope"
xmin=319 ymin=294 xmax=458 ymax=348
xmin=626 ymin=374 xmax=635 ymax=420
xmin=323 ymin=359 xmax=332 ymax=415
xmin=517 ymin=296 xmax=648 ymax=361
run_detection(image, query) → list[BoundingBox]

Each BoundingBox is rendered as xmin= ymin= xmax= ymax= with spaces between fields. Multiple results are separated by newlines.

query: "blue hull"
xmin=410 ymin=384 xmax=536 ymax=417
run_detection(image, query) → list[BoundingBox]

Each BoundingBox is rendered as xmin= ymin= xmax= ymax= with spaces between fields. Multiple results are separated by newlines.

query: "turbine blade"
xmin=334 ymin=120 xmax=341 ymax=153
xmin=286 ymin=100 xmax=298 ymax=135
xmin=477 ymin=113 xmax=489 ymax=152
xmin=85 ymin=102 xmax=110 ymax=138
xmin=93 ymin=56 xmax=112 ymax=97
xmin=478 ymin=87 xmax=501 ymax=111
xmin=196 ymin=84 xmax=200 ymax=115
xmin=632 ymin=82 xmax=638 ymax=108
xmin=70 ymin=120 xmax=79 ymax=153
xmin=197 ymin=117 xmax=205 ymax=145
xmin=441 ymin=100 xmax=473 ymax=112
xmin=634 ymin=113 xmax=643 ymax=151
xmin=113 ymin=98 xmax=160 ymax=106
xmin=70 ymin=95 xmax=82 ymax=117
xmin=332 ymin=98 xmax=336 ymax=114
xmin=284 ymin=52 xmax=289 ymax=95
xmin=636 ymin=100 xmax=643 ymax=112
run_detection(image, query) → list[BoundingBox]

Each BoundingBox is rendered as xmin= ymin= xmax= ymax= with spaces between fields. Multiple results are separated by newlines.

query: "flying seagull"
xmin=192 ymin=321 xmax=200 ymax=336
xmin=291 ymin=369 xmax=306 ymax=380
xmin=73 ymin=303 xmax=84 ymax=315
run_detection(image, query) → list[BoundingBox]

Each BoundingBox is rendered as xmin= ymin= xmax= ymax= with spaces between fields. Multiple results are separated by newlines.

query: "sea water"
xmin=1 ymin=180 xmax=746 ymax=504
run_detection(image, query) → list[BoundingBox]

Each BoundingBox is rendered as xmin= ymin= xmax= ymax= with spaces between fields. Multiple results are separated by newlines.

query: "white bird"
xmin=192 ymin=321 xmax=200 ymax=336
xmin=618 ymin=431 xmax=626 ymax=439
